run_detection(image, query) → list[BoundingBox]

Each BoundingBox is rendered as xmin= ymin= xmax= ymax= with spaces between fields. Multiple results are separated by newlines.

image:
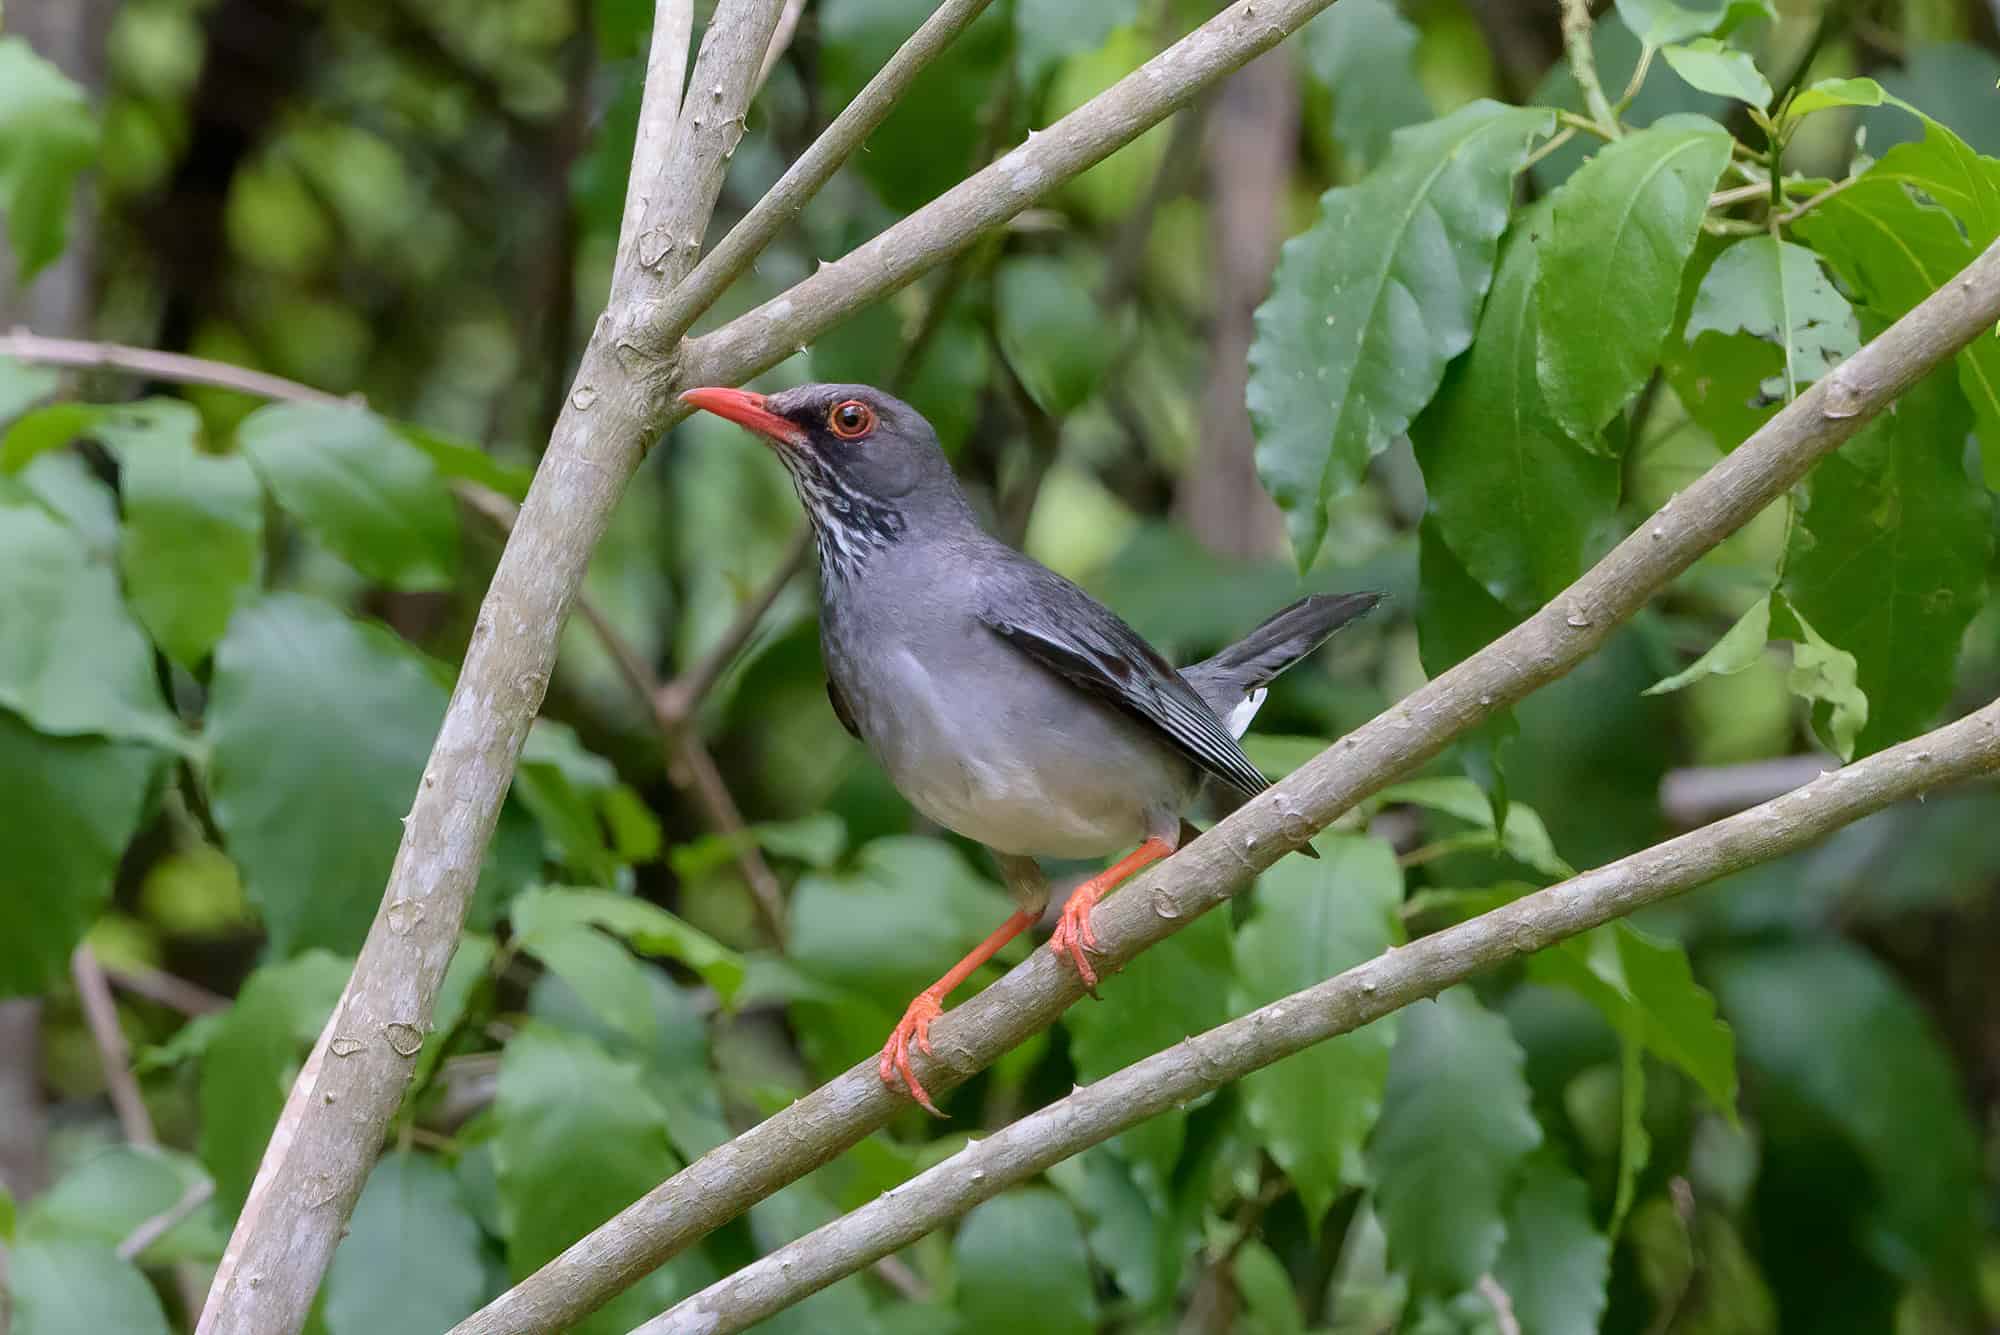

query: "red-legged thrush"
xmin=682 ymin=382 xmax=1381 ymax=1114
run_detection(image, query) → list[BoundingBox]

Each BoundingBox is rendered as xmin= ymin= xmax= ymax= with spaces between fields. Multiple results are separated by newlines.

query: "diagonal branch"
xmin=454 ymin=234 xmax=2000 ymax=1335
xmin=642 ymin=700 xmax=2000 ymax=1334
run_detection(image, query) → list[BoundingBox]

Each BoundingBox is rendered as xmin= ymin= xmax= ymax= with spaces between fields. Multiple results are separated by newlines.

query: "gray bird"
xmin=682 ymin=382 xmax=1380 ymax=1113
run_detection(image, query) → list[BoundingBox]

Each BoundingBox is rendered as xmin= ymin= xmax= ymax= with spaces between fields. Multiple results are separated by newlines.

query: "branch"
xmin=640 ymin=701 xmax=2000 ymax=1334
xmin=676 ymin=0 xmax=1353 ymax=390
xmin=658 ymin=0 xmax=1000 ymax=350
xmin=194 ymin=4 xmax=791 ymax=1332
xmin=612 ymin=0 xmax=698 ymax=303
xmin=1558 ymin=0 xmax=1619 ymax=135
xmin=0 ymin=330 xmax=350 ymax=406
xmin=456 ymin=235 xmax=2000 ymax=1335
xmin=753 ymin=0 xmax=808 ymax=97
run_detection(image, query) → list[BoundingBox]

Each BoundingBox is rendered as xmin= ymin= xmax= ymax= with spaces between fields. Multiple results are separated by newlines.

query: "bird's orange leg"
xmin=1048 ymin=836 xmax=1176 ymax=994
xmin=880 ymin=909 xmax=1036 ymax=1116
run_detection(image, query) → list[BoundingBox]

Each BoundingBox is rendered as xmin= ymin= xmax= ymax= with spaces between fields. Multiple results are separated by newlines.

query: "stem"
xmin=1558 ymin=0 xmax=1620 ymax=137
xmin=636 ymin=701 xmax=2000 ymax=1335
xmin=455 ymin=230 xmax=2000 ymax=1335
xmin=1776 ymin=172 xmax=1861 ymax=226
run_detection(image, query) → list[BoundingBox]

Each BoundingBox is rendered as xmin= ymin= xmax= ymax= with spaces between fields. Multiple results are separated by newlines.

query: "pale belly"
xmin=845 ymin=647 xmax=1189 ymax=859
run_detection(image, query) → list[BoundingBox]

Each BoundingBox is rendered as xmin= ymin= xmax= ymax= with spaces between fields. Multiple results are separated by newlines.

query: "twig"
xmin=1776 ymin=173 xmax=1861 ymax=226
xmin=195 ymin=2 xmax=793 ymax=1331
xmin=72 ymin=946 xmax=155 ymax=1147
xmin=1615 ymin=42 xmax=1655 ymax=109
xmin=118 ymin=1179 xmax=216 ymax=1261
xmin=1558 ymin=0 xmax=1619 ymax=136
xmin=635 ymin=700 xmax=2000 ymax=1334
xmin=0 ymin=330 xmax=350 ymax=407
xmin=105 ymin=965 xmax=231 ymax=1016
xmin=659 ymin=0 xmax=1000 ymax=351
xmin=753 ymin=0 xmax=808 ymax=93
xmin=454 ymin=236 xmax=2000 ymax=1335
xmin=613 ymin=0 xmax=698 ymax=300
xmin=654 ymin=527 xmax=812 ymax=727
xmin=1478 ymin=1275 xmax=1524 ymax=1335
xmin=1521 ymin=124 xmax=1579 ymax=173
xmin=1708 ymin=182 xmax=1771 ymax=210
xmin=1659 ymin=754 xmax=1829 ymax=826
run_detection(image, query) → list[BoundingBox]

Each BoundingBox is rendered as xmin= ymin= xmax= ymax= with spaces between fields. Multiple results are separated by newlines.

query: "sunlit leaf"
xmin=1250 ymin=101 xmax=1553 ymax=565
xmin=1537 ymin=115 xmax=1733 ymax=443
xmin=1643 ymin=596 xmax=1771 ymax=695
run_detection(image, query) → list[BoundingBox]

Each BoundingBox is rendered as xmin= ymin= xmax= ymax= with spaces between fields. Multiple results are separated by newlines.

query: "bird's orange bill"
xmin=680 ymin=386 xmax=809 ymax=448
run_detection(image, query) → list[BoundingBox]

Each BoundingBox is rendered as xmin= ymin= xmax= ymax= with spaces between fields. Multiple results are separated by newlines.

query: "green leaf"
xmin=1377 ymin=777 xmax=1574 ymax=878
xmin=0 ymin=498 xmax=185 ymax=748
xmin=7 ymin=1241 xmax=169 ymax=1335
xmin=1792 ymin=121 xmax=2000 ymax=484
xmin=1368 ymin=986 xmax=1541 ymax=1296
xmin=397 ymin=422 xmax=534 ymax=502
xmin=0 ymin=709 xmax=160 ymax=995
xmin=1412 ymin=207 xmax=1620 ymax=614
xmin=1687 ymin=236 xmax=1858 ymax=400
xmin=1493 ymin=1151 xmax=1610 ymax=1335
xmin=1537 ymin=115 xmax=1734 ymax=442
xmin=198 ymin=951 xmax=349 ymax=1212
xmin=1710 ymin=941 xmax=1981 ymax=1292
xmin=323 ymin=1151 xmax=489 ymax=1335
xmin=1299 ymin=0 xmax=1433 ymax=170
xmin=237 ymin=401 xmax=458 ymax=590
xmin=110 ymin=403 xmax=264 ymax=665
xmin=493 ymin=1025 xmax=681 ymax=1334
xmin=1661 ymin=40 xmax=1773 ymax=106
xmin=0 ymin=36 xmax=102 ymax=281
xmin=512 ymin=885 xmax=746 ymax=1006
xmin=516 ymin=921 xmax=657 ymax=1047
xmin=1768 ymin=594 xmax=1870 ymax=761
xmin=1781 ymin=370 xmax=1993 ymax=755
xmin=1532 ymin=922 xmax=1738 ymax=1113
xmin=1643 ymin=596 xmax=1771 ymax=694
xmin=1251 ymin=101 xmax=1554 ymax=566
xmin=0 ymin=403 xmax=98 ymax=473
xmin=1787 ymin=75 xmax=1887 ymax=118
xmin=1614 ymin=0 xmax=1773 ymax=46
xmin=1065 ymin=907 xmax=1233 ymax=1186
xmin=1233 ymin=834 xmax=1404 ymax=1224
xmin=954 ymin=1190 xmax=1096 ymax=1335
xmin=1234 ymin=1238 xmax=1307 ymax=1335
xmin=995 ymin=255 xmax=1119 ymax=417
xmin=22 ymin=1146 xmax=218 ymax=1262
xmin=1049 ymin=1149 xmax=1177 ymax=1309
xmin=412 ymin=933 xmax=494 ymax=1095
xmin=1013 ymin=0 xmax=1137 ymax=91
xmin=0 ymin=357 xmax=58 ymax=425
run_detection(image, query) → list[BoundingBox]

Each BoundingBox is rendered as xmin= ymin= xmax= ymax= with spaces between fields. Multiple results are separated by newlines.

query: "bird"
xmin=680 ymin=382 xmax=1382 ymax=1114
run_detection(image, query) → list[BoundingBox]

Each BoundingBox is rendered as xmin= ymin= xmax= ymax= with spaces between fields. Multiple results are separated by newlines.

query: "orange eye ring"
xmin=828 ymin=399 xmax=876 ymax=439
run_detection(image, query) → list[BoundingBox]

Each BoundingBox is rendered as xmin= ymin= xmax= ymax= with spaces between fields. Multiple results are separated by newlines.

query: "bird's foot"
xmin=1049 ymin=885 xmax=1104 ymax=995
xmin=879 ymin=989 xmax=947 ymax=1116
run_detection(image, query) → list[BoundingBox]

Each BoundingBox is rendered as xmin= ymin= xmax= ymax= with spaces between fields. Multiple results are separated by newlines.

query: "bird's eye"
xmin=828 ymin=399 xmax=875 ymax=439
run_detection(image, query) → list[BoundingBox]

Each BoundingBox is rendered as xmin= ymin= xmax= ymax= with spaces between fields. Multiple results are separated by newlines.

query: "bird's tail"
xmin=1181 ymin=592 xmax=1384 ymax=735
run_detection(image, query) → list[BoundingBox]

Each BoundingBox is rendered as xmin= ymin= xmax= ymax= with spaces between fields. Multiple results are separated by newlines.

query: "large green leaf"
xmin=198 ymin=951 xmax=350 ymax=1212
xmin=323 ymin=1151 xmax=489 ymax=1335
xmin=1299 ymin=0 xmax=1432 ymax=170
xmin=1793 ymin=121 xmax=2000 ymax=484
xmin=1412 ymin=208 xmax=1620 ymax=614
xmin=1065 ymin=905 xmax=1233 ymax=1189
xmin=492 ymin=1025 xmax=684 ymax=1335
xmin=1492 ymin=1151 xmax=1610 ymax=1335
xmin=0 ymin=499 xmax=184 ymax=749
xmin=954 ymin=1190 xmax=1096 ymax=1335
xmin=1660 ymin=39 xmax=1773 ymax=107
xmin=236 ymin=401 xmax=458 ymax=590
xmin=1686 ymin=236 xmax=1859 ymax=400
xmin=22 ymin=1145 xmax=220 ymax=1263
xmin=1536 ymin=115 xmax=1734 ymax=442
xmin=995 ymin=255 xmax=1119 ymax=417
xmin=1781 ymin=369 xmax=1992 ymax=755
xmin=1614 ymin=0 xmax=1772 ymax=45
xmin=1710 ymin=941 xmax=1981 ymax=1294
xmin=1530 ymin=922 xmax=1738 ymax=1113
xmin=1014 ymin=0 xmax=1137 ymax=92
xmin=7 ymin=1241 xmax=170 ymax=1335
xmin=108 ymin=401 xmax=264 ymax=666
xmin=1232 ymin=834 xmax=1403 ymax=1224
xmin=0 ymin=708 xmax=160 ymax=995
xmin=0 ymin=37 xmax=101 ymax=281
xmin=511 ymin=885 xmax=745 ymax=1005
xmin=1367 ymin=986 xmax=1541 ymax=1296
xmin=1250 ymin=101 xmax=1553 ymax=566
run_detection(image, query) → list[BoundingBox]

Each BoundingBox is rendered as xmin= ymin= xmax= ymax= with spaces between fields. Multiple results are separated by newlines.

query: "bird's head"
xmin=680 ymin=382 xmax=968 ymax=573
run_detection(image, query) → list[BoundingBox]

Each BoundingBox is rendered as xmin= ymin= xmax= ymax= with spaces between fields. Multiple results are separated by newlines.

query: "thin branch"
xmin=677 ymin=0 xmax=1355 ymax=391
xmin=654 ymin=527 xmax=812 ymax=727
xmin=195 ymin=3 xmax=791 ymax=1331
xmin=105 ymin=964 xmax=231 ymax=1016
xmin=1776 ymin=172 xmax=1861 ymax=226
xmin=753 ymin=0 xmax=808 ymax=93
xmin=1558 ymin=0 xmax=1619 ymax=135
xmin=1707 ymin=181 xmax=1771 ymax=210
xmin=1659 ymin=754 xmax=1829 ymax=826
xmin=72 ymin=946 xmax=155 ymax=1146
xmin=1478 ymin=1276 xmax=1524 ymax=1335
xmin=118 ymin=1179 xmax=216 ymax=1261
xmin=659 ymin=0 xmax=1000 ymax=350
xmin=613 ymin=0 xmax=697 ymax=295
xmin=638 ymin=701 xmax=2000 ymax=1334
xmin=0 ymin=330 xmax=350 ymax=406
xmin=455 ymin=236 xmax=2000 ymax=1335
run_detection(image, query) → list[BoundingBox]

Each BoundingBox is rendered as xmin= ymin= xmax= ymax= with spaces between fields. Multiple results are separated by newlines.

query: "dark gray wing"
xmin=827 ymin=678 xmax=861 ymax=740
xmin=976 ymin=568 xmax=1271 ymax=799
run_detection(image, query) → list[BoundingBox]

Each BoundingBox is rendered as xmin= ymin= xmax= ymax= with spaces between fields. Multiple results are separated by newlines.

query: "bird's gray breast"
xmin=820 ymin=557 xmax=1194 ymax=858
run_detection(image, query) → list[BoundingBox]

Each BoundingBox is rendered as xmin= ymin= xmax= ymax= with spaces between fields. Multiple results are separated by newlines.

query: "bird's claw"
xmin=1049 ymin=889 xmax=1103 ymax=996
xmin=879 ymin=991 xmax=947 ymax=1116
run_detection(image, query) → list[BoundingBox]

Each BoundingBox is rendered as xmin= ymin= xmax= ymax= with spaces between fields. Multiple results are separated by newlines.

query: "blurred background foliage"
xmin=1 ymin=0 xmax=1999 ymax=1331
